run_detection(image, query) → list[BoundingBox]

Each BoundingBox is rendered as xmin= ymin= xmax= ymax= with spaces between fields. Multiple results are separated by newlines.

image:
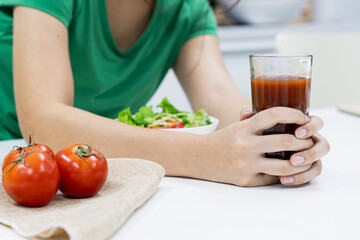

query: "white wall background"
xmin=312 ymin=0 xmax=360 ymax=22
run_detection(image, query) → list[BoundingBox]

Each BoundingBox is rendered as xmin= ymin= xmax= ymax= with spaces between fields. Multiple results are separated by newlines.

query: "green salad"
xmin=117 ymin=97 xmax=212 ymax=129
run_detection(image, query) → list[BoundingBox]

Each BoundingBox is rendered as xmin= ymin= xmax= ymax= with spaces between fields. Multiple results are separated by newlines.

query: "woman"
xmin=0 ymin=0 xmax=329 ymax=186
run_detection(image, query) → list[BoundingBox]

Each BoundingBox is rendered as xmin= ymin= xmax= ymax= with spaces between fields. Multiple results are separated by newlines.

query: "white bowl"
xmin=160 ymin=116 xmax=219 ymax=135
xmin=221 ymin=0 xmax=306 ymax=24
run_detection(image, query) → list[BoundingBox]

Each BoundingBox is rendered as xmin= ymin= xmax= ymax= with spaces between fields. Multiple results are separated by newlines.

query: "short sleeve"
xmin=0 ymin=0 xmax=75 ymax=28
xmin=185 ymin=0 xmax=218 ymax=42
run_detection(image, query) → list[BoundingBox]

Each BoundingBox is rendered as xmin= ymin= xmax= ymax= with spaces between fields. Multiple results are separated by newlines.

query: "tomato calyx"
xmin=11 ymin=145 xmax=24 ymax=152
xmin=26 ymin=134 xmax=38 ymax=148
xmin=11 ymin=135 xmax=37 ymax=152
xmin=4 ymin=147 xmax=43 ymax=174
xmin=5 ymin=149 xmax=28 ymax=174
xmin=75 ymin=145 xmax=102 ymax=163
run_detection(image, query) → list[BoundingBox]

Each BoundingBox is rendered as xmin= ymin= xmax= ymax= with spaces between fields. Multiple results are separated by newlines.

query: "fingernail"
xmin=282 ymin=177 xmax=294 ymax=184
xmin=296 ymin=128 xmax=307 ymax=138
xmin=292 ymin=156 xmax=305 ymax=165
xmin=305 ymin=115 xmax=311 ymax=122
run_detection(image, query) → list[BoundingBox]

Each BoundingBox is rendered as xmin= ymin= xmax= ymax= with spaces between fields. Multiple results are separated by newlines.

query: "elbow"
xmin=17 ymin=103 xmax=65 ymax=145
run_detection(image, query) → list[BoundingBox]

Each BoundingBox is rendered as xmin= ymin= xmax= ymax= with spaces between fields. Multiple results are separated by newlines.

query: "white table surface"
xmin=0 ymin=108 xmax=359 ymax=240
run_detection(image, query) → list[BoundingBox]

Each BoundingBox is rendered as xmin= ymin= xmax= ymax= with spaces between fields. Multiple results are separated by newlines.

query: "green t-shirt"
xmin=0 ymin=0 xmax=217 ymax=140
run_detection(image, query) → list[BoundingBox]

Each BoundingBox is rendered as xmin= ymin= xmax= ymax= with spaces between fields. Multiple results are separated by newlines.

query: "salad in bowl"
xmin=116 ymin=98 xmax=219 ymax=134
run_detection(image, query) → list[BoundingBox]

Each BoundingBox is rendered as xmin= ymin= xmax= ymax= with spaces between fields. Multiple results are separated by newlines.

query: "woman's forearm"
xmin=20 ymin=103 xmax=208 ymax=177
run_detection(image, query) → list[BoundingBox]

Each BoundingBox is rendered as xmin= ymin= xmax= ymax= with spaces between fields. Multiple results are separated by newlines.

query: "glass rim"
xmin=250 ymin=54 xmax=313 ymax=59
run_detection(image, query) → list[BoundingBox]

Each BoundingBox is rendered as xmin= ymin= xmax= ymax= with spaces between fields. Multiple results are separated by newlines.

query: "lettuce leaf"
xmin=157 ymin=97 xmax=180 ymax=114
xmin=117 ymin=108 xmax=138 ymax=126
xmin=179 ymin=109 xmax=211 ymax=127
xmin=134 ymin=106 xmax=155 ymax=126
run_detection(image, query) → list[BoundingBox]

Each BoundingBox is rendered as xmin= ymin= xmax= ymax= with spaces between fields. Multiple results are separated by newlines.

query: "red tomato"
xmin=152 ymin=121 xmax=185 ymax=129
xmin=2 ymin=151 xmax=60 ymax=207
xmin=27 ymin=144 xmax=55 ymax=158
xmin=2 ymin=144 xmax=54 ymax=172
xmin=55 ymin=144 xmax=108 ymax=198
xmin=2 ymin=149 xmax=21 ymax=172
xmin=170 ymin=121 xmax=185 ymax=128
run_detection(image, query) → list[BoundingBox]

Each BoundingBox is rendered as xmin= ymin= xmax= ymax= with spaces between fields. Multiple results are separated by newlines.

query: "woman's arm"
xmin=173 ymin=35 xmax=251 ymax=129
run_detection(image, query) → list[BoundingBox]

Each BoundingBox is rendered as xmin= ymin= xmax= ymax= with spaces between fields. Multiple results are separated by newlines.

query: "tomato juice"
xmin=251 ymin=75 xmax=311 ymax=159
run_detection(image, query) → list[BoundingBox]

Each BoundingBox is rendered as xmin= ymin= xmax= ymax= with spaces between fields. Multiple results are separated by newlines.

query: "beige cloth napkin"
xmin=0 ymin=158 xmax=165 ymax=240
xmin=338 ymin=104 xmax=360 ymax=116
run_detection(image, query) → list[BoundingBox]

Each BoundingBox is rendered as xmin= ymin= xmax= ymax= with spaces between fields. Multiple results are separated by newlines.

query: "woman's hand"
xmin=196 ymin=107 xmax=329 ymax=187
xmin=242 ymin=110 xmax=329 ymax=186
xmin=283 ymin=115 xmax=330 ymax=185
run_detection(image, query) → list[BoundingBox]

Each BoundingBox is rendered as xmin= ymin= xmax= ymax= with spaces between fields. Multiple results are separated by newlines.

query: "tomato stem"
xmin=6 ymin=149 xmax=25 ymax=174
xmin=12 ymin=145 xmax=23 ymax=151
xmin=75 ymin=145 xmax=102 ymax=163
xmin=10 ymin=135 xmax=36 ymax=152
xmin=27 ymin=134 xmax=37 ymax=147
xmin=5 ymin=147 xmax=39 ymax=174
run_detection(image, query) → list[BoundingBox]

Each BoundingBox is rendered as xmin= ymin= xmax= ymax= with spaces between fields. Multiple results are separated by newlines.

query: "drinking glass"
xmin=250 ymin=54 xmax=313 ymax=160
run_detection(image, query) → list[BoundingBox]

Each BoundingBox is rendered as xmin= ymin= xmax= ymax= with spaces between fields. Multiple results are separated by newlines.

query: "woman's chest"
xmin=105 ymin=0 xmax=155 ymax=52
